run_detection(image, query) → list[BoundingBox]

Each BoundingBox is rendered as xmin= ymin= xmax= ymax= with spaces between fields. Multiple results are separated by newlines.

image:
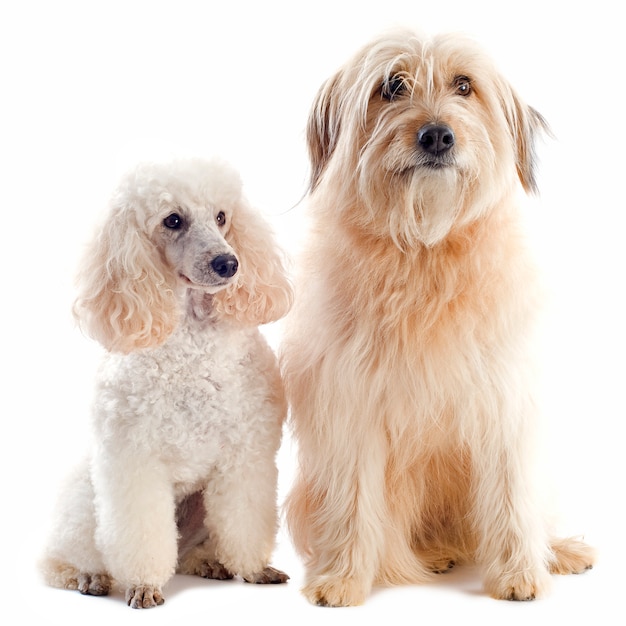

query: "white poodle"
xmin=40 ymin=157 xmax=293 ymax=608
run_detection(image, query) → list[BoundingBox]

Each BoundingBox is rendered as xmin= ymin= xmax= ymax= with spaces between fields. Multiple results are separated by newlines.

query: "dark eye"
xmin=381 ymin=74 xmax=407 ymax=101
xmin=163 ymin=213 xmax=183 ymax=229
xmin=216 ymin=211 xmax=226 ymax=227
xmin=454 ymin=76 xmax=472 ymax=97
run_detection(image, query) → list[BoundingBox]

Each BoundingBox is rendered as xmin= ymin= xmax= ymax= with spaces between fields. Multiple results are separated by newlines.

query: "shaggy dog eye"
xmin=454 ymin=76 xmax=473 ymax=96
xmin=381 ymin=75 xmax=407 ymax=101
xmin=216 ymin=211 xmax=226 ymax=227
xmin=163 ymin=213 xmax=183 ymax=229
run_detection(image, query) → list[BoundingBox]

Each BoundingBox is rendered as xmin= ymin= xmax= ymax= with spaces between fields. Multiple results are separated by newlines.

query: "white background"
xmin=1 ymin=1 xmax=623 ymax=624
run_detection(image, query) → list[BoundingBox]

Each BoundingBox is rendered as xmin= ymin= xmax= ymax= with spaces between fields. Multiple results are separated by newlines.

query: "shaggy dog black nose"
xmin=417 ymin=123 xmax=455 ymax=156
xmin=211 ymin=254 xmax=239 ymax=278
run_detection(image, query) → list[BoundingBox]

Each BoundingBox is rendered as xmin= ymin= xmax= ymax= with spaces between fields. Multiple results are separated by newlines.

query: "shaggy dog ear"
xmin=212 ymin=200 xmax=293 ymax=326
xmin=73 ymin=203 xmax=179 ymax=354
xmin=307 ymin=72 xmax=344 ymax=190
xmin=500 ymin=83 xmax=551 ymax=194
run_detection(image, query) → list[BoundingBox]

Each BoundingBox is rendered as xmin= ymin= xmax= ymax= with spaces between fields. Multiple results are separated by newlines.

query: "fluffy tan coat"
xmin=281 ymin=30 xmax=595 ymax=606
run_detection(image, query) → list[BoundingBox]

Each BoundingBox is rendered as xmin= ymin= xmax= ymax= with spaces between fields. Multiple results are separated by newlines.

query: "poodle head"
xmin=73 ymin=157 xmax=293 ymax=353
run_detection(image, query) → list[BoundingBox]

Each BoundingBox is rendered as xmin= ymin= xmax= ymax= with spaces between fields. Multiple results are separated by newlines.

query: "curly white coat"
xmin=40 ymin=158 xmax=293 ymax=608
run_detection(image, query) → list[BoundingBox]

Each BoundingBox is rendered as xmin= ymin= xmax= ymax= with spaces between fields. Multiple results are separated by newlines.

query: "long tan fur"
xmin=281 ymin=30 xmax=595 ymax=607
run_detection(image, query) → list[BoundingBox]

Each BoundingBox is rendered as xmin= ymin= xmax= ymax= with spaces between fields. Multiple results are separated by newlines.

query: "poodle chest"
xmin=91 ymin=321 xmax=282 ymax=481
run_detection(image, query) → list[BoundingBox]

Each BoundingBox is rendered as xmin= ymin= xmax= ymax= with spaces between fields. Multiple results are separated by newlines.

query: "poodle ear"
xmin=500 ymin=82 xmax=552 ymax=194
xmin=307 ymin=71 xmax=344 ymax=190
xmin=212 ymin=200 xmax=293 ymax=326
xmin=73 ymin=203 xmax=179 ymax=353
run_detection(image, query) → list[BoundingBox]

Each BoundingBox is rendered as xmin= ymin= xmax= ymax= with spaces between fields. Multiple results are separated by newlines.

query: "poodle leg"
xmin=91 ymin=454 xmax=178 ymax=608
xmin=39 ymin=459 xmax=111 ymax=596
xmin=472 ymin=415 xmax=553 ymax=601
xmin=180 ymin=534 xmax=286 ymax=583
xmin=175 ymin=491 xmax=267 ymax=581
xmin=176 ymin=495 xmax=235 ymax=580
xmin=203 ymin=457 xmax=288 ymax=584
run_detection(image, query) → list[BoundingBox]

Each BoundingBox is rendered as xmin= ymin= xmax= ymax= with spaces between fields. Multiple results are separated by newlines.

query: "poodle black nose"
xmin=417 ymin=123 xmax=455 ymax=156
xmin=211 ymin=254 xmax=239 ymax=278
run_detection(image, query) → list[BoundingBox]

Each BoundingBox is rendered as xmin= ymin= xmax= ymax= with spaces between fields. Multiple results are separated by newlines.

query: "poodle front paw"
xmin=195 ymin=561 xmax=235 ymax=580
xmin=243 ymin=566 xmax=289 ymax=584
xmin=125 ymin=585 xmax=165 ymax=609
xmin=77 ymin=572 xmax=111 ymax=596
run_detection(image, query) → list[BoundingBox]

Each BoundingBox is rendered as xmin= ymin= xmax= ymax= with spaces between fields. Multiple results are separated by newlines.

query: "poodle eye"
xmin=216 ymin=211 xmax=226 ymax=227
xmin=163 ymin=213 xmax=183 ymax=229
xmin=381 ymin=75 xmax=407 ymax=101
xmin=454 ymin=76 xmax=473 ymax=97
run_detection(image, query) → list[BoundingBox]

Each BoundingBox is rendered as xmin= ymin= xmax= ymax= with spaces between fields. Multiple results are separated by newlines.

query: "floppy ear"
xmin=72 ymin=203 xmax=179 ymax=354
xmin=212 ymin=200 xmax=293 ymax=326
xmin=307 ymin=72 xmax=344 ymax=190
xmin=501 ymin=83 xmax=551 ymax=194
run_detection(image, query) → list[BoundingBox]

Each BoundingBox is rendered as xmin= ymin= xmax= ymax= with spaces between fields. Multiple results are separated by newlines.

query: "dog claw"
xmin=125 ymin=585 xmax=165 ymax=609
xmin=77 ymin=573 xmax=111 ymax=596
xmin=506 ymin=591 xmax=536 ymax=602
xmin=432 ymin=560 xmax=456 ymax=574
xmin=243 ymin=566 xmax=289 ymax=584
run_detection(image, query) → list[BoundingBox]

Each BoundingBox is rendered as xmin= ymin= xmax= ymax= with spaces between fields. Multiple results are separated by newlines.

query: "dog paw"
xmin=486 ymin=567 xmax=552 ymax=601
xmin=549 ymin=537 xmax=596 ymax=575
xmin=193 ymin=560 xmax=235 ymax=580
xmin=125 ymin=585 xmax=165 ymax=609
xmin=243 ymin=566 xmax=289 ymax=584
xmin=303 ymin=575 xmax=369 ymax=607
xmin=77 ymin=573 xmax=111 ymax=596
xmin=430 ymin=559 xmax=456 ymax=574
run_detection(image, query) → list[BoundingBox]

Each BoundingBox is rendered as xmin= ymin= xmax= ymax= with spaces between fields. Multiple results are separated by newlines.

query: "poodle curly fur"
xmin=40 ymin=157 xmax=293 ymax=608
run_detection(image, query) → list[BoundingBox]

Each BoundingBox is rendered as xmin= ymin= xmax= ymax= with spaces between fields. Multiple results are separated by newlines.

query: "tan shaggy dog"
xmin=281 ymin=30 xmax=595 ymax=607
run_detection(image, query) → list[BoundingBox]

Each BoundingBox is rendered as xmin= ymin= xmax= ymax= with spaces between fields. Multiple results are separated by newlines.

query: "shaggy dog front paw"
xmin=303 ymin=575 xmax=369 ymax=607
xmin=486 ymin=567 xmax=552 ymax=601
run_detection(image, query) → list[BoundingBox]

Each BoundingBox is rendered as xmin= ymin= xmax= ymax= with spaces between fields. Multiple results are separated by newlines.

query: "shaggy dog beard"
xmin=391 ymin=171 xmax=466 ymax=248
xmin=355 ymin=156 xmax=472 ymax=250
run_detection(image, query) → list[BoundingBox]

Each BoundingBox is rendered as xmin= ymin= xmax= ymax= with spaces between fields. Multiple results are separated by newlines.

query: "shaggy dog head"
xmin=307 ymin=30 xmax=549 ymax=248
